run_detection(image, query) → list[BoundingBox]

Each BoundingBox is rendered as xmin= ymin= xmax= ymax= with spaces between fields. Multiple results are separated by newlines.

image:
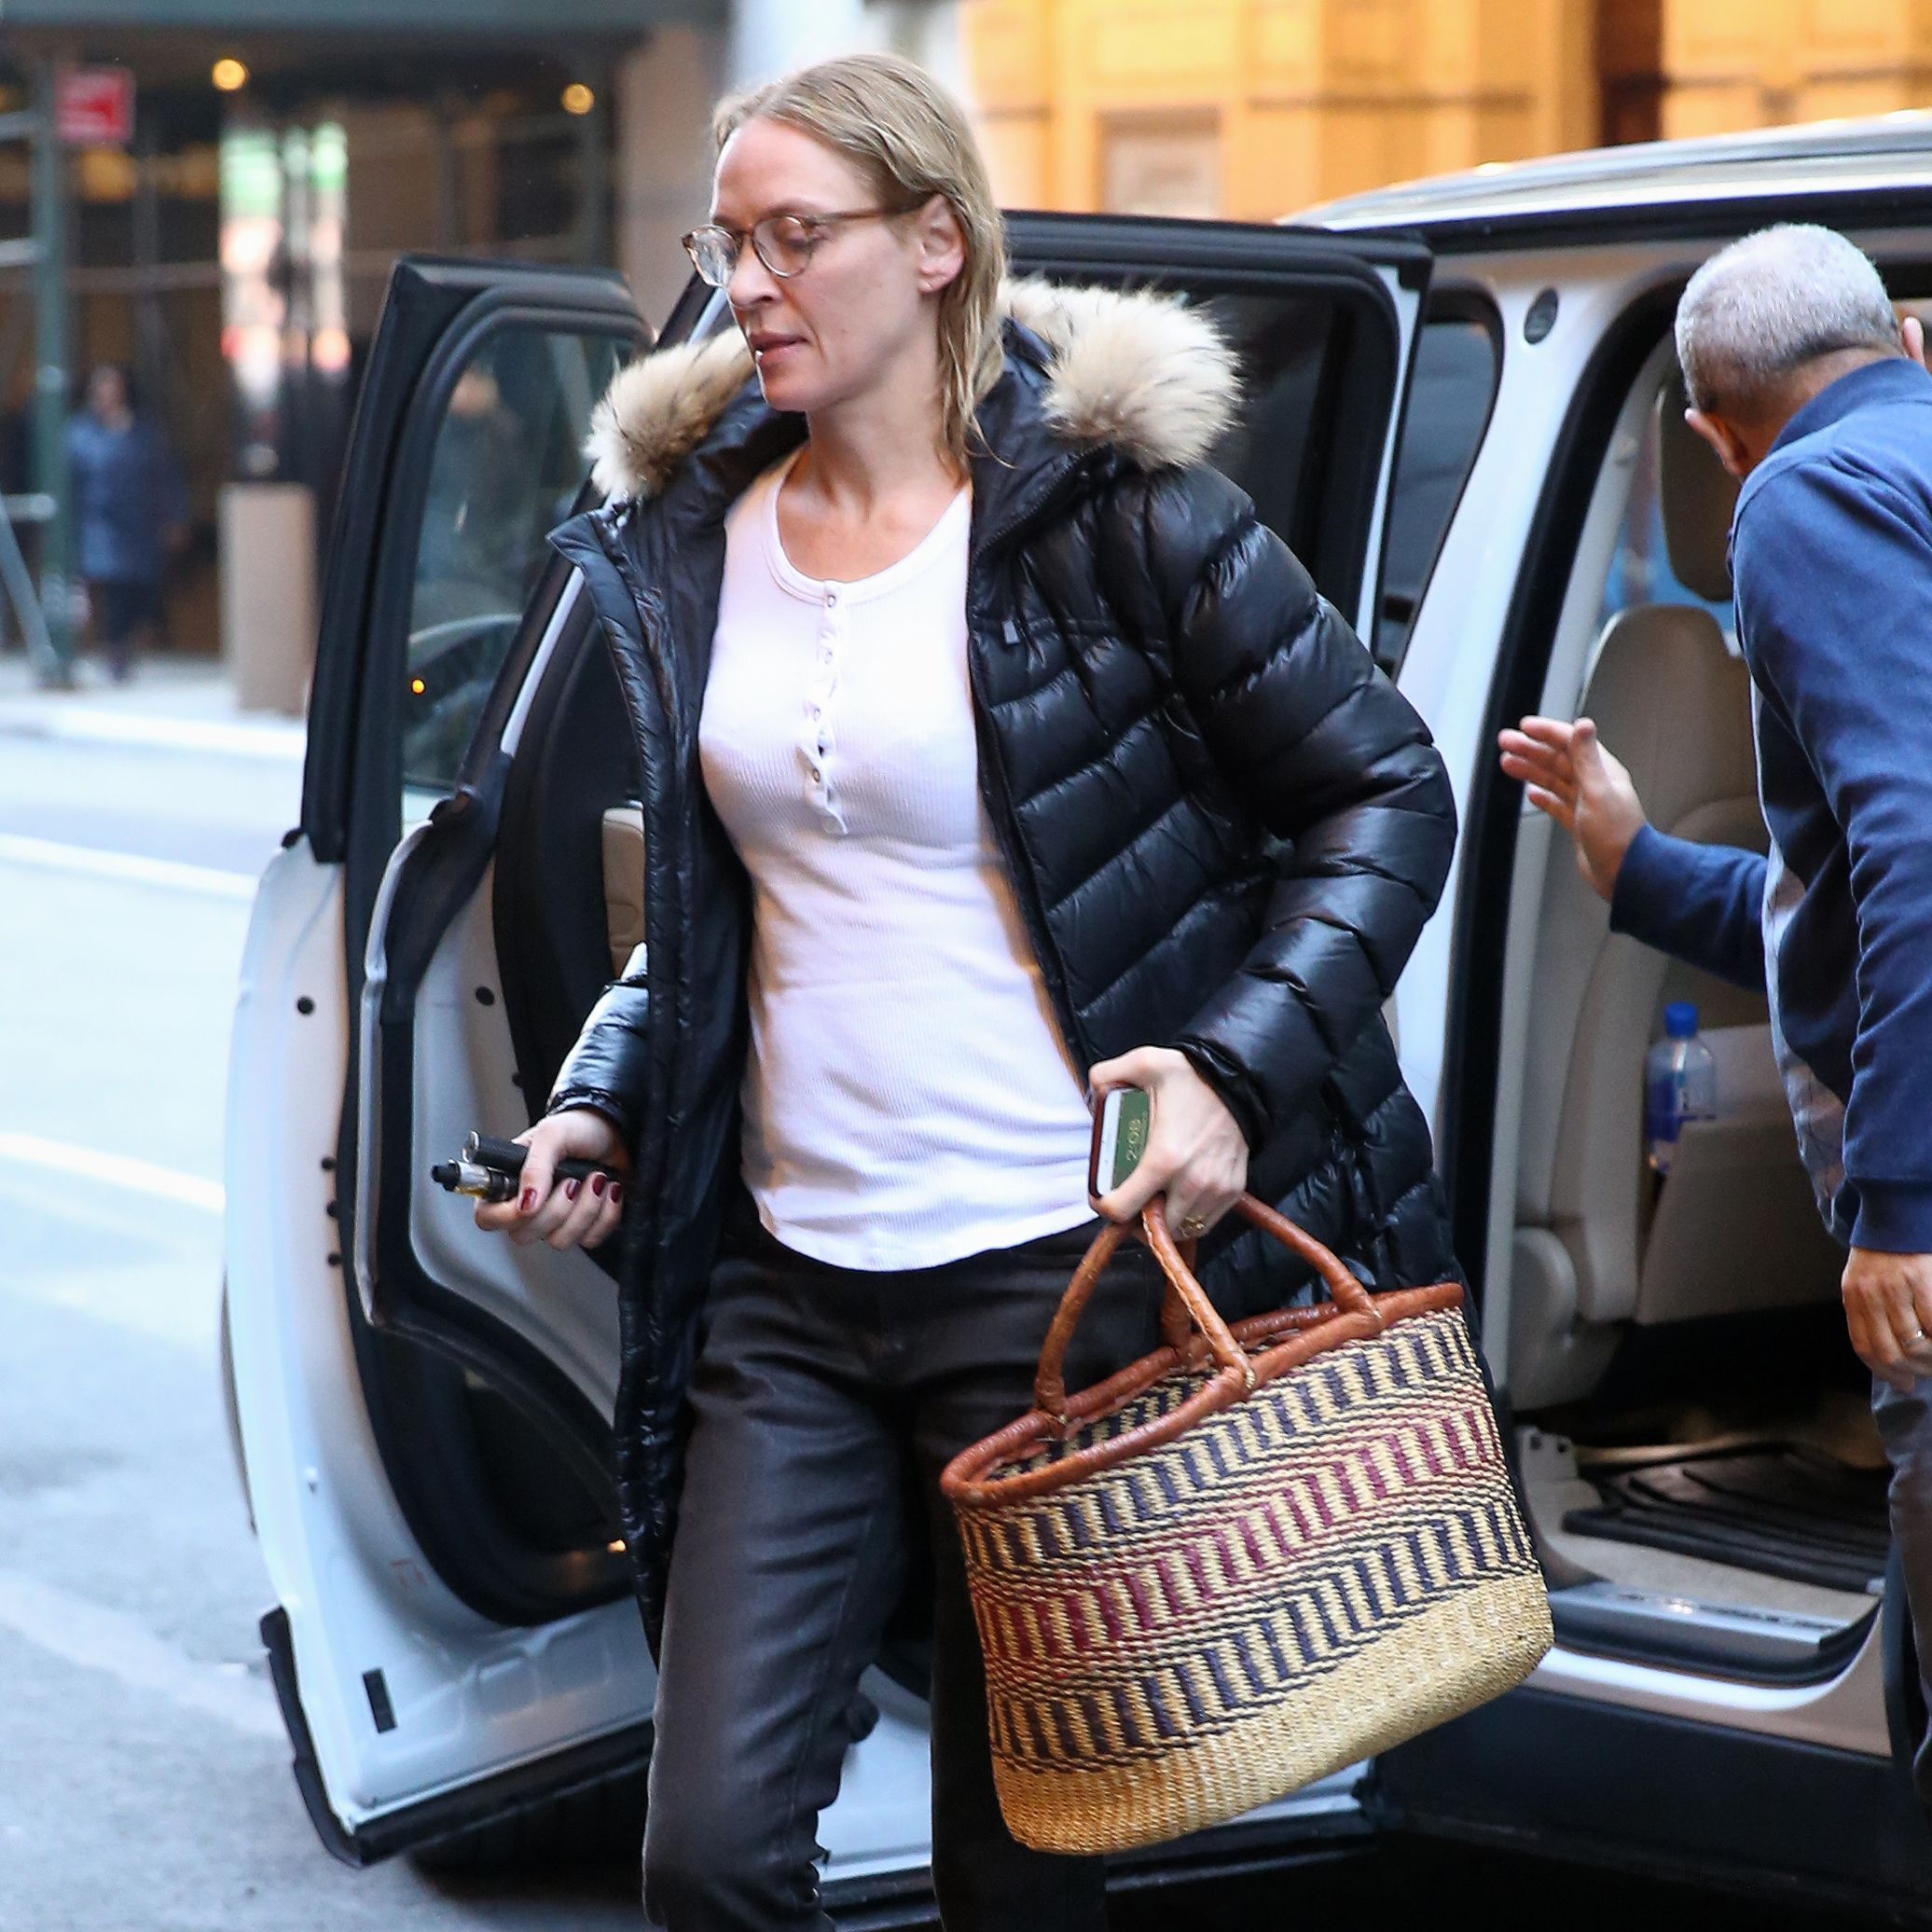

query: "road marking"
xmin=0 ymin=1132 xmax=224 ymax=1213
xmin=0 ymin=830 xmax=257 ymax=901
xmin=0 ymin=1571 xmax=283 ymax=1741
xmin=0 ymin=702 xmax=305 ymax=762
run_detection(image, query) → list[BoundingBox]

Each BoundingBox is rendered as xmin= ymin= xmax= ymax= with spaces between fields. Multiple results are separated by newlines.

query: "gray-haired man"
xmin=1501 ymin=223 xmax=1932 ymax=1793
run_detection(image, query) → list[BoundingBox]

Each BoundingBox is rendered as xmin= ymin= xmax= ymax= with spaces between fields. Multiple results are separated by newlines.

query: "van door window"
xmin=403 ymin=328 xmax=626 ymax=798
xmin=1186 ymin=288 xmax=1393 ymax=618
xmin=1374 ymin=304 xmax=1500 ymax=668
xmin=1598 ymin=380 xmax=1737 ymax=644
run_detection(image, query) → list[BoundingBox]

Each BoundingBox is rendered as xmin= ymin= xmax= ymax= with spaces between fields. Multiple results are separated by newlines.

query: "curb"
xmin=0 ymin=703 xmax=306 ymax=762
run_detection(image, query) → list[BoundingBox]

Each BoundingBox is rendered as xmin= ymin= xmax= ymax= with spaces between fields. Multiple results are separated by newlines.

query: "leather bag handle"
xmin=1033 ymin=1194 xmax=1379 ymax=1429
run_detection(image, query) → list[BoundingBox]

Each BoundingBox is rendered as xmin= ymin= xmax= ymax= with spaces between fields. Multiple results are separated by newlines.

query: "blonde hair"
xmin=712 ymin=52 xmax=1007 ymax=466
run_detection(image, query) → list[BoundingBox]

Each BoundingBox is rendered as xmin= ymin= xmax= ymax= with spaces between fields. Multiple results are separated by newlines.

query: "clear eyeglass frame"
xmin=681 ymin=204 xmax=918 ymax=287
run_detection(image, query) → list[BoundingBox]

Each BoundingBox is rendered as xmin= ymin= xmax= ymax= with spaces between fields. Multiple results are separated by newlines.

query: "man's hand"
xmin=1497 ymin=715 xmax=1649 ymax=903
xmin=1843 ymin=1248 xmax=1932 ymax=1391
xmin=1088 ymin=1046 xmax=1249 ymax=1239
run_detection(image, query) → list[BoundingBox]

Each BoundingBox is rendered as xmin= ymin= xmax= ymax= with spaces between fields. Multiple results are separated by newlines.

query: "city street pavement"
xmin=0 ymin=648 xmax=644 ymax=1928
xmin=0 ymin=645 xmax=1898 ymax=1928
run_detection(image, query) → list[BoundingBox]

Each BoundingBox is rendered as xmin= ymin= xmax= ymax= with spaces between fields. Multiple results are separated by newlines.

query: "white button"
xmin=809 ymin=766 xmax=822 ymax=782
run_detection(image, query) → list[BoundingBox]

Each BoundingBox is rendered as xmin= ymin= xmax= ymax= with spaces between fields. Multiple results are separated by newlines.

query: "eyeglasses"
xmin=682 ymin=206 xmax=915 ymax=288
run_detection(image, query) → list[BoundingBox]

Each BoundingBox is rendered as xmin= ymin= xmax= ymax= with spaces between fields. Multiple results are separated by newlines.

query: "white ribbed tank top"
xmin=697 ymin=450 xmax=1096 ymax=1270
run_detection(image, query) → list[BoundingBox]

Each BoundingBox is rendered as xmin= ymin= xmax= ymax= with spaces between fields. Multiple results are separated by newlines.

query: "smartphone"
xmin=1087 ymin=1085 xmax=1152 ymax=1199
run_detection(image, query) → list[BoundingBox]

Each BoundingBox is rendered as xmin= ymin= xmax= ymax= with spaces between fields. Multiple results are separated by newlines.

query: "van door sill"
xmin=1548 ymin=1578 xmax=1877 ymax=1684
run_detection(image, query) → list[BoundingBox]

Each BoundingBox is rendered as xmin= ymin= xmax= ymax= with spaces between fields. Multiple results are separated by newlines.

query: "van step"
xmin=1563 ymin=1442 xmax=1888 ymax=1593
xmin=1550 ymin=1578 xmax=1866 ymax=1677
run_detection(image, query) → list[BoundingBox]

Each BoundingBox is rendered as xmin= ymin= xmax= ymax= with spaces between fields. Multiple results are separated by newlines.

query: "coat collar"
xmin=584 ymin=276 xmax=1241 ymax=542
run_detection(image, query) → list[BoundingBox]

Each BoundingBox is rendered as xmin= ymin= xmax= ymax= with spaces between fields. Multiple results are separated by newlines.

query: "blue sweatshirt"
xmin=1608 ymin=354 xmax=1932 ymax=1254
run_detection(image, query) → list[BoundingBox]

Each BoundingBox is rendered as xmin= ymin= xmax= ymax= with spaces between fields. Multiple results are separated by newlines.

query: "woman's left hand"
xmin=1088 ymin=1045 xmax=1249 ymax=1238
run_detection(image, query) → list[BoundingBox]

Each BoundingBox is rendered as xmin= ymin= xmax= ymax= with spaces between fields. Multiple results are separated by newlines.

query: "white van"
xmin=223 ymin=112 xmax=1932 ymax=1917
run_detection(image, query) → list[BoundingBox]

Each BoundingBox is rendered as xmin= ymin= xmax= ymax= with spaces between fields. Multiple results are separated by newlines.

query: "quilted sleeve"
xmin=1142 ymin=466 xmax=1457 ymax=1148
xmin=545 ymin=945 xmax=651 ymax=1147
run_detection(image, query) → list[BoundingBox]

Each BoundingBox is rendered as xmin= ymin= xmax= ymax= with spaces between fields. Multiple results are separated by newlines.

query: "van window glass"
xmin=1598 ymin=387 xmax=1735 ymax=643
xmin=1195 ymin=290 xmax=1340 ymax=567
xmin=403 ymin=326 xmax=625 ymax=795
xmin=1375 ymin=309 xmax=1499 ymax=667
xmin=1193 ymin=286 xmax=1425 ymax=622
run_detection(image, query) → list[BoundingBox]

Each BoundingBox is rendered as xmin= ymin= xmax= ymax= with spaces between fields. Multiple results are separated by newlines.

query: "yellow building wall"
xmin=1662 ymin=0 xmax=1932 ymax=139
xmin=965 ymin=0 xmax=1596 ymax=218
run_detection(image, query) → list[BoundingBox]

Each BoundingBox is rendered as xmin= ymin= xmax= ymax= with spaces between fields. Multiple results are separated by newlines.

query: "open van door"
xmin=227 ymin=255 xmax=654 ymax=1864
xmin=227 ymin=216 xmax=1454 ymax=1888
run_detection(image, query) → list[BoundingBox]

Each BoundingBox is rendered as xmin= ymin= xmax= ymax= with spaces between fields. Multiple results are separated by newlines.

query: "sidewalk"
xmin=0 ymin=650 xmax=307 ymax=763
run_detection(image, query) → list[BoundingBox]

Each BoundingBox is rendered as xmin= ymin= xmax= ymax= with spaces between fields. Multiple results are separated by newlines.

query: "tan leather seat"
xmin=1509 ymin=383 xmax=1843 ymax=1410
xmin=601 ymin=804 xmax=646 ymax=979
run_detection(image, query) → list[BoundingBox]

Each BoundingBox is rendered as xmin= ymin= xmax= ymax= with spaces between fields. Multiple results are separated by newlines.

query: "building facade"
xmin=2 ymin=0 xmax=1929 ymax=692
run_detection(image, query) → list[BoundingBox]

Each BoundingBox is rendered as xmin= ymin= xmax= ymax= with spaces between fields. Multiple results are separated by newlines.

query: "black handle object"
xmin=429 ymin=1129 xmax=614 ymax=1204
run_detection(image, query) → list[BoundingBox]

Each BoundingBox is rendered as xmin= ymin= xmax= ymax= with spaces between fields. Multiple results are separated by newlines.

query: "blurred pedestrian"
xmin=65 ymin=364 xmax=189 ymax=683
xmin=1501 ymin=225 xmax=1932 ymax=1802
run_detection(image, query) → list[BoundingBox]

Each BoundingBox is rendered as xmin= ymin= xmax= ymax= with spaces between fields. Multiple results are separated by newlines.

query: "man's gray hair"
xmin=1676 ymin=223 xmax=1901 ymax=420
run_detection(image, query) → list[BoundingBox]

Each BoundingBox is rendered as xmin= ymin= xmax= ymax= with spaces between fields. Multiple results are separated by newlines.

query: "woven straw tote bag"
xmin=940 ymin=1194 xmax=1552 ymax=1855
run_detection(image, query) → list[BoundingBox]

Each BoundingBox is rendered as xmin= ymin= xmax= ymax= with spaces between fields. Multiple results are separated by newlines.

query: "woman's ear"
xmin=912 ymin=194 xmax=967 ymax=297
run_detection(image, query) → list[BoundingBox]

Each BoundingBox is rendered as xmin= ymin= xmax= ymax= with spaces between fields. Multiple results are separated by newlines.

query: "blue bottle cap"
xmin=1664 ymin=1000 xmax=1700 ymax=1040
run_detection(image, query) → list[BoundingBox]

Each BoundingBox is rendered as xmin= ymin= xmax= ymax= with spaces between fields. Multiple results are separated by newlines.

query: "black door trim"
xmin=1374 ymin=1683 xmax=1932 ymax=1919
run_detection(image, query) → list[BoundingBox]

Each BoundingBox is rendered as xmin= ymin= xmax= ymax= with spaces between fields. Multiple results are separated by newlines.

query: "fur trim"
xmin=1000 ymin=276 xmax=1238 ymax=471
xmin=585 ymin=327 xmax=754 ymax=499
xmin=586 ymin=277 xmax=1239 ymax=499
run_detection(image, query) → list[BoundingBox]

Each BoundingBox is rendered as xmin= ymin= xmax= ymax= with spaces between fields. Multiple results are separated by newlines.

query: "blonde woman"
xmin=479 ymin=52 xmax=1458 ymax=1930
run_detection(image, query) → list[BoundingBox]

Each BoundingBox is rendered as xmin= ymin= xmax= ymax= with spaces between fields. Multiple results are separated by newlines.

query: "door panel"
xmin=239 ymin=218 xmax=1435 ymax=1866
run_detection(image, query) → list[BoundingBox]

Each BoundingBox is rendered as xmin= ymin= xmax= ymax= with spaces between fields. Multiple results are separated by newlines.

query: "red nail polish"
xmin=590 ymin=1173 xmax=606 ymax=1197
xmin=519 ymin=1187 xmax=537 ymax=1213
xmin=611 ymin=1182 xmax=624 ymax=1207
xmin=564 ymin=1178 xmax=580 ymax=1201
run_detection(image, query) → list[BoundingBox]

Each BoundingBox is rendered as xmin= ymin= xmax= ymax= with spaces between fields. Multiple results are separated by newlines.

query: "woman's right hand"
xmin=473 ymin=1107 xmax=631 ymax=1251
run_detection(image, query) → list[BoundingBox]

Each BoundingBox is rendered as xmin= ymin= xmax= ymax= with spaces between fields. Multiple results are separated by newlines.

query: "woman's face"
xmin=709 ymin=116 xmax=961 ymax=418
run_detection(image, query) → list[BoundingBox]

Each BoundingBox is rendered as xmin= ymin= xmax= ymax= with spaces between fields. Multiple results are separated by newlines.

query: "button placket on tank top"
xmin=802 ymin=583 xmax=847 ymax=835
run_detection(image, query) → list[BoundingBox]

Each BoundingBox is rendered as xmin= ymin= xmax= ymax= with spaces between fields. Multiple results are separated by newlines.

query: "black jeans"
xmin=641 ymin=1200 xmax=1164 ymax=1931
xmin=1874 ymin=1373 xmax=1932 ymax=1806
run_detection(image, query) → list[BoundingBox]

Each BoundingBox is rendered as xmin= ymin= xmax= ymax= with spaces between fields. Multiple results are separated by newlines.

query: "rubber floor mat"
xmin=1562 ymin=1443 xmax=1890 ymax=1593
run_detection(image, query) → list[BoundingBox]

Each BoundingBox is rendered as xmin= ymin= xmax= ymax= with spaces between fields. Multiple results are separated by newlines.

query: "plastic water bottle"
xmin=1645 ymin=1000 xmax=1718 ymax=1175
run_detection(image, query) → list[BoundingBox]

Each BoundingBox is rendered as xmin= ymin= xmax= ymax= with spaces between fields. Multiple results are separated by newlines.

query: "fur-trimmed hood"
xmin=584 ymin=276 xmax=1241 ymax=501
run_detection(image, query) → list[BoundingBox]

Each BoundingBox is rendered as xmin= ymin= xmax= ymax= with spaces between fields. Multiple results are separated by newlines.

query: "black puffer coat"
xmin=546 ymin=278 xmax=1459 ymax=1646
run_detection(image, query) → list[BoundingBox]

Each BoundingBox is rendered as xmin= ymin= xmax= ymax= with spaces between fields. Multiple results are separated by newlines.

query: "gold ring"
xmin=1176 ymin=1213 xmax=1208 ymax=1240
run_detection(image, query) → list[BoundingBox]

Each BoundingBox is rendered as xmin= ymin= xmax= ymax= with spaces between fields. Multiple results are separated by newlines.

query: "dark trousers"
xmin=641 ymin=1203 xmax=1164 ymax=1931
xmin=1874 ymin=1374 xmax=1932 ymax=1802
xmin=85 ymin=575 xmax=164 ymax=678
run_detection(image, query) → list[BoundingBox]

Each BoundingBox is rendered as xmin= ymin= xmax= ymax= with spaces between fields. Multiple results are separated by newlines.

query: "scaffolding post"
xmin=30 ymin=59 xmax=74 ymax=686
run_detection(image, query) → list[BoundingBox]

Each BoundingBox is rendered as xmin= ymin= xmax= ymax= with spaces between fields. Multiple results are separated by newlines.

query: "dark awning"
xmin=0 ymin=0 xmax=716 ymax=34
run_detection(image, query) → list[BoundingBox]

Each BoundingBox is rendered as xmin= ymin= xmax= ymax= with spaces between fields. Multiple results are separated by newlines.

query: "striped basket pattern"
xmin=941 ymin=1195 xmax=1552 ymax=1854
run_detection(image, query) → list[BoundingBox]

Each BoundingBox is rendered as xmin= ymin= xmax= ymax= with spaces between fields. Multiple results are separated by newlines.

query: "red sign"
xmin=57 ymin=69 xmax=135 ymax=147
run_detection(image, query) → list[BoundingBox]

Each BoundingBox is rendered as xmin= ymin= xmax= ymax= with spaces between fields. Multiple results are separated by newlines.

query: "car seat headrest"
xmin=1657 ymin=371 xmax=1738 ymax=603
